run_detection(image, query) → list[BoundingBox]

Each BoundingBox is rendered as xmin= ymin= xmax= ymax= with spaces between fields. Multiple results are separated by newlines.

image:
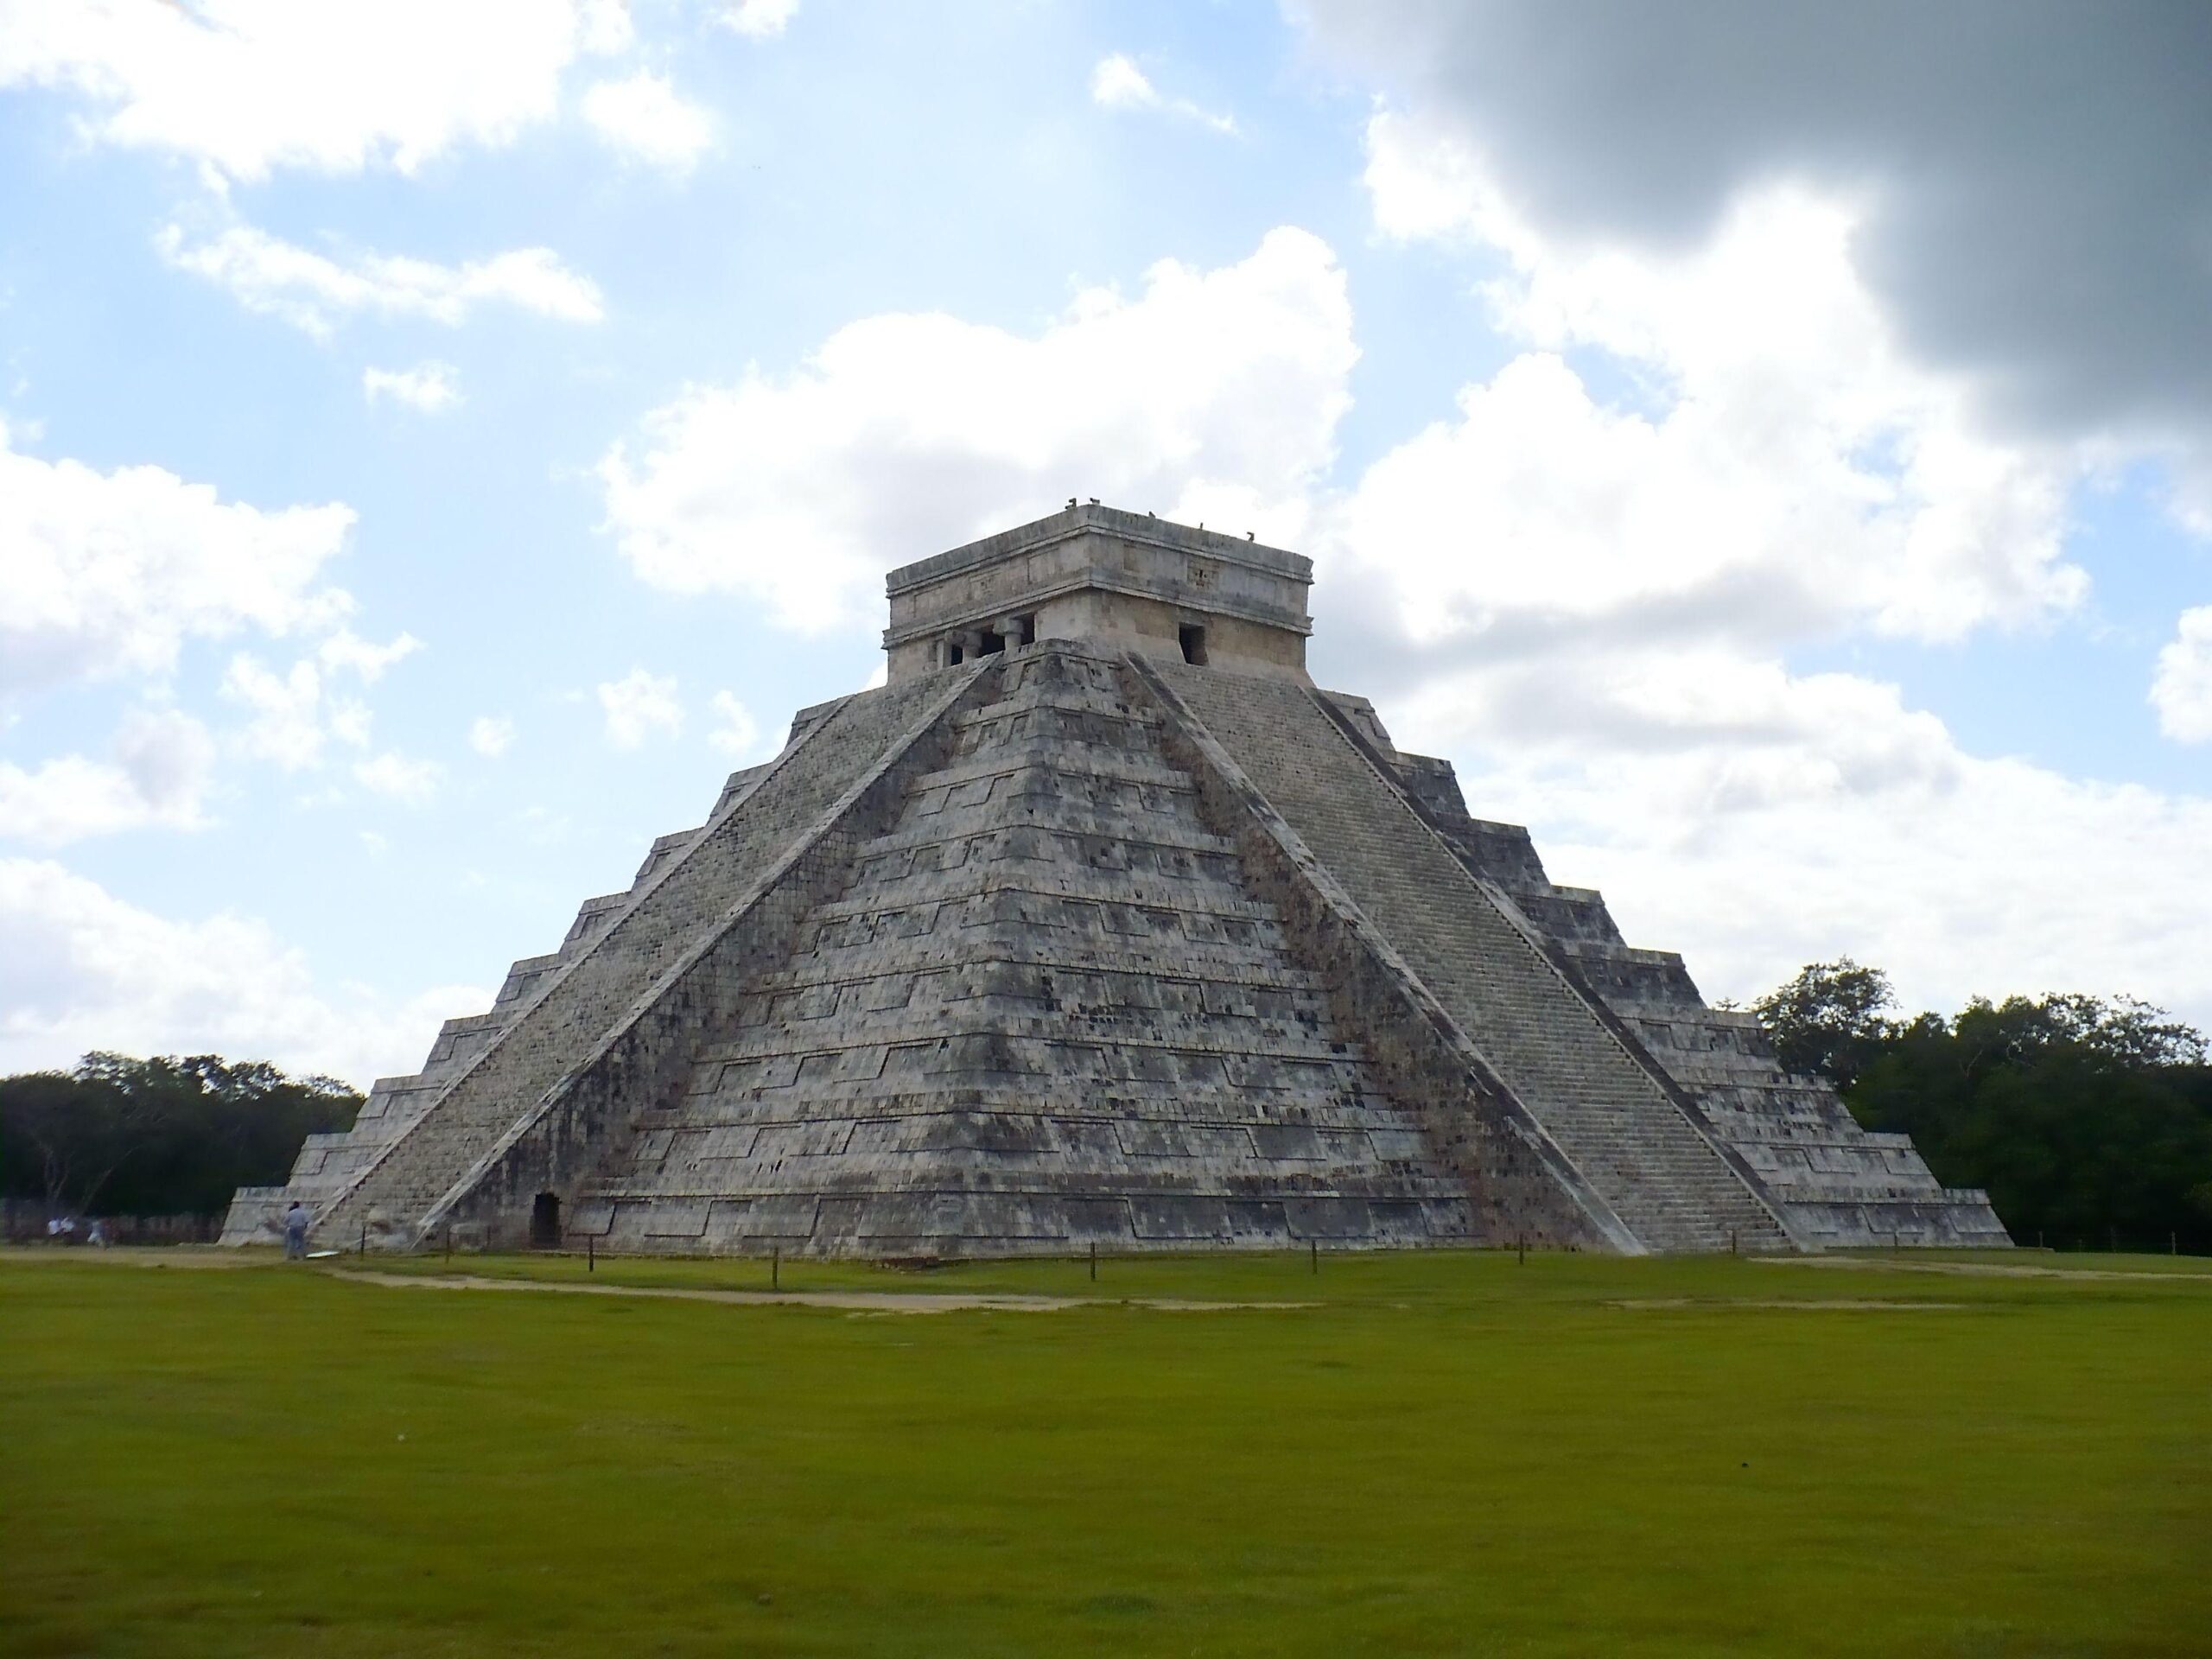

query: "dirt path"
xmin=1758 ymin=1255 xmax=2212 ymax=1284
xmin=1609 ymin=1296 xmax=1967 ymax=1310
xmin=0 ymin=1246 xmax=255 ymax=1268
xmin=326 ymin=1268 xmax=1307 ymax=1314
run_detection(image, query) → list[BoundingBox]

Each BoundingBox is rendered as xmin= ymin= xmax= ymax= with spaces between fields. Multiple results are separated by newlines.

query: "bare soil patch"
xmin=327 ymin=1268 xmax=1306 ymax=1314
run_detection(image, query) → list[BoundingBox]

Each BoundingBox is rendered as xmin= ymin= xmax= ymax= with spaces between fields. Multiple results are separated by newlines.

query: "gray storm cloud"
xmin=1294 ymin=0 xmax=2212 ymax=451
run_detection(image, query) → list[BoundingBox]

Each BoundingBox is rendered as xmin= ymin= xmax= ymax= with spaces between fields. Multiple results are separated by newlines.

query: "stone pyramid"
xmin=226 ymin=505 xmax=2008 ymax=1256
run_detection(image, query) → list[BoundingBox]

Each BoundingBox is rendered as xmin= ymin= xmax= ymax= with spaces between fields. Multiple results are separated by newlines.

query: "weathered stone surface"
xmin=226 ymin=504 xmax=2006 ymax=1255
xmin=884 ymin=503 xmax=1314 ymax=683
xmin=571 ymin=646 xmax=1470 ymax=1256
xmin=1319 ymin=704 xmax=2008 ymax=1249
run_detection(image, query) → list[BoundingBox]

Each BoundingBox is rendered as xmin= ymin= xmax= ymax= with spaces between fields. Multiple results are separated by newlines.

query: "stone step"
xmin=1153 ymin=658 xmax=1789 ymax=1255
xmin=570 ymin=645 xmax=1472 ymax=1257
xmin=309 ymin=669 xmax=972 ymax=1246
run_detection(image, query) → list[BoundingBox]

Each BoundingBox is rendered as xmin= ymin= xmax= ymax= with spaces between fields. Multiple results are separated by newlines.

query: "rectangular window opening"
xmin=1179 ymin=623 xmax=1209 ymax=665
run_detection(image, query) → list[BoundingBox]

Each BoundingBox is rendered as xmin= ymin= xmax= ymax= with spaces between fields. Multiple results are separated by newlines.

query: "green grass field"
xmin=3 ymin=1247 xmax=2207 ymax=1657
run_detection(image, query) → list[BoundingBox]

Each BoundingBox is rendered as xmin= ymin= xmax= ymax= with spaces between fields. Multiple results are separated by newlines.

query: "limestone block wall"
xmin=884 ymin=505 xmax=1315 ymax=683
xmin=1035 ymin=589 xmax=1311 ymax=682
xmin=433 ymin=660 xmax=1003 ymax=1247
xmin=566 ymin=645 xmax=1471 ymax=1257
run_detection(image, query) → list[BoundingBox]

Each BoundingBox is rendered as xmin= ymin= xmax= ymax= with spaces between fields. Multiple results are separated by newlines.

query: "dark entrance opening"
xmin=530 ymin=1192 xmax=561 ymax=1249
xmin=978 ymin=628 xmax=1006 ymax=656
xmin=1179 ymin=623 xmax=1209 ymax=665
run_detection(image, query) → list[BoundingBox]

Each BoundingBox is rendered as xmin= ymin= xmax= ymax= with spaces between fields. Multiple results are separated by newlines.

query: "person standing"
xmin=283 ymin=1201 xmax=310 ymax=1261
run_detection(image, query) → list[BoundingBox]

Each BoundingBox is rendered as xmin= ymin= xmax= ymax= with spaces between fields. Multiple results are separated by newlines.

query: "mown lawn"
xmin=3 ymin=1247 xmax=2206 ymax=1657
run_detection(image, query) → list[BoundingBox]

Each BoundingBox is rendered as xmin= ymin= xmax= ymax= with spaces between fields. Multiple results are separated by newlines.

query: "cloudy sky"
xmin=3 ymin=0 xmax=2208 ymax=1085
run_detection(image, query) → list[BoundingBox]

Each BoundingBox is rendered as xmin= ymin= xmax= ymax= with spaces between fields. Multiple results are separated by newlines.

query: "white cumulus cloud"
xmin=721 ymin=0 xmax=798 ymax=41
xmin=0 ymin=857 xmax=486 ymax=1085
xmin=1341 ymin=112 xmax=2084 ymax=654
xmin=353 ymin=751 xmax=442 ymax=804
xmin=0 ymin=708 xmax=216 ymax=847
xmin=1378 ymin=652 xmax=2212 ymax=1029
xmin=220 ymin=654 xmax=345 ymax=770
xmin=0 ymin=424 xmax=354 ymax=702
xmin=0 ymin=0 xmax=606 ymax=181
xmin=1308 ymin=105 xmax=2209 ymax=1028
xmin=582 ymin=71 xmax=712 ymax=172
xmin=578 ymin=0 xmax=635 ymax=55
xmin=706 ymin=690 xmax=760 ymax=757
xmin=315 ymin=626 xmax=422 ymax=682
xmin=468 ymin=715 xmax=516 ymax=758
xmin=597 ymin=226 xmax=1354 ymax=630
xmin=363 ymin=362 xmax=461 ymax=413
xmin=157 ymin=221 xmax=604 ymax=339
xmin=1089 ymin=53 xmax=1237 ymax=136
xmin=598 ymin=668 xmax=683 ymax=747
xmin=219 ymin=627 xmax=416 ymax=772
xmin=2152 ymin=606 xmax=2212 ymax=744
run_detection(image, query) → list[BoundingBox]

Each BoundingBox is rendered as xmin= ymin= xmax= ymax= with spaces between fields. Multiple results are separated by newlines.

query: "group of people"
xmin=36 ymin=1204 xmax=313 ymax=1254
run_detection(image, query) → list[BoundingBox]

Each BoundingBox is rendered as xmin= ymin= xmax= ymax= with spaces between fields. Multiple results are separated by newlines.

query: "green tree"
xmin=0 ymin=1053 xmax=361 ymax=1217
xmin=1751 ymin=967 xmax=2212 ymax=1250
xmin=1751 ymin=957 xmax=1898 ymax=1089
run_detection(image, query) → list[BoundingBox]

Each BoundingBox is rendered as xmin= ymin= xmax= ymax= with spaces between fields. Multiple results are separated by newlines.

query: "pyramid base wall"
xmin=551 ymin=1192 xmax=1474 ymax=1260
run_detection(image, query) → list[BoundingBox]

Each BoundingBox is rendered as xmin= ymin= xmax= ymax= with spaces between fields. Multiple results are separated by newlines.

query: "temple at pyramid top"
xmin=885 ymin=502 xmax=1315 ymax=682
xmin=226 ymin=505 xmax=2010 ymax=1260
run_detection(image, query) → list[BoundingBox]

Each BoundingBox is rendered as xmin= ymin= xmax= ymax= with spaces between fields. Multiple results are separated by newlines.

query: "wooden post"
xmin=1310 ymin=1238 xmax=1318 ymax=1275
xmin=1089 ymin=1241 xmax=1097 ymax=1282
xmin=1516 ymin=1233 xmax=1525 ymax=1267
xmin=443 ymin=1223 xmax=452 ymax=1262
xmin=772 ymin=1247 xmax=780 ymax=1290
xmin=359 ymin=1219 xmax=366 ymax=1257
xmin=587 ymin=1236 xmax=594 ymax=1273
xmin=1730 ymin=1228 xmax=1738 ymax=1255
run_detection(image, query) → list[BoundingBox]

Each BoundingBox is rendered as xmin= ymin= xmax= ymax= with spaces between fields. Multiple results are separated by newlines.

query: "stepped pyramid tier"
xmin=226 ymin=504 xmax=2008 ymax=1255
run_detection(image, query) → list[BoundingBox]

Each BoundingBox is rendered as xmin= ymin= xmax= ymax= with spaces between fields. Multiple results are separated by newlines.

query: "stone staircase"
xmin=572 ymin=645 xmax=1471 ymax=1255
xmin=1371 ymin=742 xmax=2006 ymax=1248
xmin=1149 ymin=658 xmax=1791 ymax=1255
xmin=302 ymin=671 xmax=963 ymax=1249
xmin=219 ymin=868 xmax=676 ymax=1243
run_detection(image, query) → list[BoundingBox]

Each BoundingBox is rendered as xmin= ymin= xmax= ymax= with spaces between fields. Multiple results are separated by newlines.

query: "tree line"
xmin=5 ymin=969 xmax=2209 ymax=1250
xmin=1751 ymin=961 xmax=2212 ymax=1250
xmin=0 ymin=1053 xmax=361 ymax=1219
